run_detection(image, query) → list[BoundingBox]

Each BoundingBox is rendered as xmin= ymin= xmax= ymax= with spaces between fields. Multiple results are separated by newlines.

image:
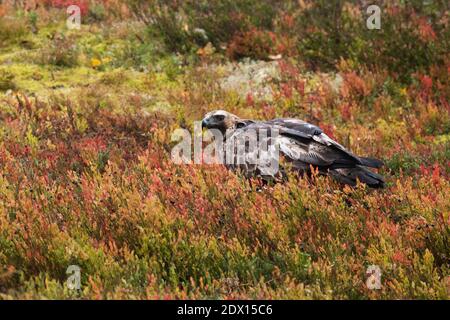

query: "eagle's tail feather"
xmin=330 ymin=166 xmax=385 ymax=188
xmin=359 ymin=157 xmax=384 ymax=168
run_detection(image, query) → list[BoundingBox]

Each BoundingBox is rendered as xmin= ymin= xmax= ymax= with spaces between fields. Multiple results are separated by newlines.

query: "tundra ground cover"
xmin=0 ymin=1 xmax=448 ymax=299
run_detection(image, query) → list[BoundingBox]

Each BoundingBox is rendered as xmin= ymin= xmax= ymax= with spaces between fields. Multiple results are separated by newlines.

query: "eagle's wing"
xmin=224 ymin=119 xmax=383 ymax=185
xmin=224 ymin=119 xmax=353 ymax=176
xmin=266 ymin=118 xmax=364 ymax=169
xmin=224 ymin=122 xmax=281 ymax=178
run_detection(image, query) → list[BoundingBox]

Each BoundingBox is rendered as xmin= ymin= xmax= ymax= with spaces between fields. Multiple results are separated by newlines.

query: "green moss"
xmin=0 ymin=68 xmax=16 ymax=91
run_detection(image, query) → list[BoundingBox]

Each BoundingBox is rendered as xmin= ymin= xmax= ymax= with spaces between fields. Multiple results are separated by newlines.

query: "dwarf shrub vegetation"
xmin=0 ymin=0 xmax=448 ymax=299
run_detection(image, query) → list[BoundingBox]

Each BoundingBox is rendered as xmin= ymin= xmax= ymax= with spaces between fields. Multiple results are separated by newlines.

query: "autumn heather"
xmin=0 ymin=0 xmax=448 ymax=299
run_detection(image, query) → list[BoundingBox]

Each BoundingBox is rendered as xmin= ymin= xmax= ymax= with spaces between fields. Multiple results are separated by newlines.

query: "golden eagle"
xmin=201 ymin=110 xmax=385 ymax=188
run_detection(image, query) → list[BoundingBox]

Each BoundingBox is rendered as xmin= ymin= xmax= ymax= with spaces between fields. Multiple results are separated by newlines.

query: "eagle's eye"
xmin=214 ymin=114 xmax=225 ymax=121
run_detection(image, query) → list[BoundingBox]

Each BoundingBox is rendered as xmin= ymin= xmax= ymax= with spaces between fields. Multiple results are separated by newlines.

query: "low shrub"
xmin=0 ymin=15 xmax=29 ymax=45
xmin=127 ymin=0 xmax=279 ymax=53
xmin=227 ymin=29 xmax=280 ymax=61
xmin=39 ymin=33 xmax=80 ymax=67
xmin=0 ymin=68 xmax=16 ymax=91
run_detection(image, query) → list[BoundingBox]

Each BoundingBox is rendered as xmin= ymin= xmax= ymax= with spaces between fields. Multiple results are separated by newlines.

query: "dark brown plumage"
xmin=201 ymin=110 xmax=385 ymax=188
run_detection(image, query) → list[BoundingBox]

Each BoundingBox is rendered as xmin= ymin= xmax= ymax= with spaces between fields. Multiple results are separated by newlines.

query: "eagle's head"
xmin=201 ymin=110 xmax=241 ymax=133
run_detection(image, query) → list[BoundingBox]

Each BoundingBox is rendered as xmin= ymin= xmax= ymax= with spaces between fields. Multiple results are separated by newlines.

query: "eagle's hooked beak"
xmin=201 ymin=119 xmax=208 ymax=129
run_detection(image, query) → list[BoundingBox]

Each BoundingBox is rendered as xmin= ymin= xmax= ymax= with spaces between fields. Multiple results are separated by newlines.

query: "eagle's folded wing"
xmin=223 ymin=119 xmax=383 ymax=185
xmin=267 ymin=119 xmax=363 ymax=169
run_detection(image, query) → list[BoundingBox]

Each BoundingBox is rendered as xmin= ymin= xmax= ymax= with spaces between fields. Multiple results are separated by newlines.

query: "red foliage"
xmin=418 ymin=74 xmax=433 ymax=101
xmin=421 ymin=75 xmax=433 ymax=91
xmin=261 ymin=103 xmax=276 ymax=119
xmin=416 ymin=17 xmax=437 ymax=42
xmin=278 ymin=60 xmax=300 ymax=78
xmin=296 ymin=79 xmax=305 ymax=96
xmin=42 ymin=0 xmax=89 ymax=15
xmin=392 ymin=250 xmax=410 ymax=266
xmin=75 ymin=136 xmax=107 ymax=154
xmin=319 ymin=123 xmax=336 ymax=140
xmin=341 ymin=72 xmax=370 ymax=98
xmin=280 ymin=83 xmax=293 ymax=98
xmin=227 ymin=28 xmax=285 ymax=61
xmin=246 ymin=93 xmax=255 ymax=107
xmin=431 ymin=163 xmax=441 ymax=186
xmin=339 ymin=103 xmax=352 ymax=121
xmin=280 ymin=13 xmax=295 ymax=29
